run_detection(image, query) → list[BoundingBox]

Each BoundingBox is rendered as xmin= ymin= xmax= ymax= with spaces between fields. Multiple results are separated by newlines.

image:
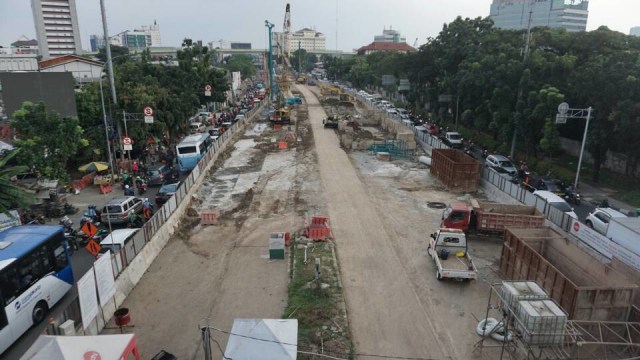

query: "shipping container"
xmin=500 ymin=227 xmax=637 ymax=321
xmin=430 ymin=149 xmax=482 ymax=192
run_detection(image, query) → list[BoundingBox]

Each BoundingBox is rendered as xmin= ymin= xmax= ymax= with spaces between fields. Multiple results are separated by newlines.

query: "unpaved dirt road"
xmin=107 ymin=85 xmax=503 ymax=359
xmin=298 ymin=85 xmax=500 ymax=360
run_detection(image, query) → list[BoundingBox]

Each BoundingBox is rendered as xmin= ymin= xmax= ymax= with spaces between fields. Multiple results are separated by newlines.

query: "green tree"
xmin=10 ymin=102 xmax=87 ymax=180
xmin=0 ymin=150 xmax=34 ymax=214
xmin=96 ymin=45 xmax=130 ymax=63
xmin=539 ymin=119 xmax=561 ymax=157
xmin=225 ymin=55 xmax=256 ymax=78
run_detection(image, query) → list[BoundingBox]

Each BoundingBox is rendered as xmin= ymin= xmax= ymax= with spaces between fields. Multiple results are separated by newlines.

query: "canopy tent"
xmin=20 ymin=334 xmax=140 ymax=360
xmin=224 ymin=319 xmax=298 ymax=360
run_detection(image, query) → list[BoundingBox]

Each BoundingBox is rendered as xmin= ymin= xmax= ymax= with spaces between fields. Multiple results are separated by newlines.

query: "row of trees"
xmin=8 ymin=39 xmax=230 ymax=181
xmin=323 ymin=17 xmax=640 ymax=181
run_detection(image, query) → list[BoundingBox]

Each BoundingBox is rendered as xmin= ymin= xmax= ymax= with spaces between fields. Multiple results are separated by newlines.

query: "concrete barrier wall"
xmin=80 ymin=105 xmax=264 ymax=335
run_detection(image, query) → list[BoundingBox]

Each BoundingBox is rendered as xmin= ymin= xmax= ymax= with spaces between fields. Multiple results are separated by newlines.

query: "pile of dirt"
xmin=321 ymin=98 xmax=341 ymax=106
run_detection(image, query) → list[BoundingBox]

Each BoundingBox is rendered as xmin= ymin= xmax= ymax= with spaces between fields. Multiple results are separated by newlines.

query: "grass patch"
xmin=284 ymin=239 xmax=353 ymax=359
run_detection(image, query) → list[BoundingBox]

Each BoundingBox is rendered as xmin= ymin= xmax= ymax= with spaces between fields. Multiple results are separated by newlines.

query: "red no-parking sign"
xmin=143 ymin=106 xmax=154 ymax=124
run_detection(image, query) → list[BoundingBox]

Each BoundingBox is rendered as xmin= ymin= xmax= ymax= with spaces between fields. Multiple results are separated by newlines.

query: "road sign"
xmin=81 ymin=221 xmax=98 ymax=238
xmin=204 ymin=84 xmax=212 ymax=97
xmin=122 ymin=136 xmax=133 ymax=151
xmin=558 ymin=102 xmax=569 ymax=115
xmin=85 ymin=239 xmax=102 ymax=257
xmin=555 ymin=113 xmax=567 ymax=124
xmin=143 ymin=106 xmax=154 ymax=124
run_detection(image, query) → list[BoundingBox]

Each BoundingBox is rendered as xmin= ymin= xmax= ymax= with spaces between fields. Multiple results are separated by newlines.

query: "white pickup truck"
xmin=427 ymin=228 xmax=477 ymax=281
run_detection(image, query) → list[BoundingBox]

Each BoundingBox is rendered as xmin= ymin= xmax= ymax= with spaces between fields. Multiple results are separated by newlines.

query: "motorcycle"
xmin=564 ymin=190 xmax=581 ymax=206
xmin=59 ymin=216 xmax=79 ymax=252
xmin=124 ymin=186 xmax=135 ymax=196
xmin=137 ymin=181 xmax=147 ymax=195
xmin=64 ymin=202 xmax=79 ymax=215
xmin=80 ymin=204 xmax=101 ymax=226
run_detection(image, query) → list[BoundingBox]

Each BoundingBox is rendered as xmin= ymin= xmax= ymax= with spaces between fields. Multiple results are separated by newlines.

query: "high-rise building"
xmin=374 ymin=27 xmax=407 ymax=43
xmin=89 ymin=22 xmax=161 ymax=52
xmin=490 ymin=0 xmax=589 ymax=32
xmin=31 ymin=0 xmax=83 ymax=59
xmin=631 ymin=27 xmax=640 ymax=36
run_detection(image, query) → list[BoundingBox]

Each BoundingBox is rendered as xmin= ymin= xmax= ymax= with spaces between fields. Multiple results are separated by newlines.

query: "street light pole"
xmin=99 ymin=0 xmax=117 ymax=104
xmin=99 ymin=68 xmax=116 ymax=182
xmin=265 ymin=20 xmax=275 ymax=103
xmin=575 ymin=106 xmax=592 ymax=189
xmin=556 ymin=103 xmax=593 ymax=189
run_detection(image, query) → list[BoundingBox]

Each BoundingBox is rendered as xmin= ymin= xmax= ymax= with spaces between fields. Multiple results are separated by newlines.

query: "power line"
xmin=206 ymin=325 xmax=440 ymax=360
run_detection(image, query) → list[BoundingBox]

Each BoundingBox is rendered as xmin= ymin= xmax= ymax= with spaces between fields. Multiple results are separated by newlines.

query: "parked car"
xmin=585 ymin=207 xmax=628 ymax=235
xmin=146 ymin=164 xmax=174 ymax=186
xmin=485 ymin=155 xmax=517 ymax=176
xmin=155 ymin=182 xmax=180 ymax=206
xmin=101 ymin=196 xmax=143 ymax=225
xmin=533 ymin=190 xmax=578 ymax=219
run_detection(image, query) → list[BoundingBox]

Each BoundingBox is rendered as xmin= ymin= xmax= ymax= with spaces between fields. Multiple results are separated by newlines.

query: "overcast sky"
xmin=1 ymin=0 xmax=639 ymax=51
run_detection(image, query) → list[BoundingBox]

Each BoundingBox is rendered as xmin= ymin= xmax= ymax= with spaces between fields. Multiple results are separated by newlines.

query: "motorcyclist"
xmin=135 ymin=176 xmax=147 ymax=194
xmin=124 ymin=184 xmax=134 ymax=196
xmin=142 ymin=198 xmax=153 ymax=220
xmin=127 ymin=211 xmax=143 ymax=228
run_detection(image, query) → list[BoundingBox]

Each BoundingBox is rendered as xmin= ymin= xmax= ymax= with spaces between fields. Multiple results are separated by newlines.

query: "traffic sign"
xmin=555 ymin=114 xmax=567 ymax=124
xmin=204 ymin=84 xmax=212 ymax=97
xmin=85 ymin=239 xmax=102 ymax=257
xmin=122 ymin=136 xmax=133 ymax=151
xmin=81 ymin=221 xmax=98 ymax=238
xmin=558 ymin=102 xmax=569 ymax=115
xmin=144 ymin=106 xmax=154 ymax=124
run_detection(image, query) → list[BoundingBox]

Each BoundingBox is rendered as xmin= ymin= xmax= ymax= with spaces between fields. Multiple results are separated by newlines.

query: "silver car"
xmin=485 ymin=155 xmax=517 ymax=176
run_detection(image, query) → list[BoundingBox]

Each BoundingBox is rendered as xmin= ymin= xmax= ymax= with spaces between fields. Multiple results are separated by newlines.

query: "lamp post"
xmin=98 ymin=68 xmax=116 ymax=182
xmin=555 ymin=102 xmax=593 ymax=189
xmin=265 ymin=20 xmax=275 ymax=103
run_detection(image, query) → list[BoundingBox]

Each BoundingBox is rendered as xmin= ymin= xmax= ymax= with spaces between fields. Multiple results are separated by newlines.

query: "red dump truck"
xmin=441 ymin=199 xmax=545 ymax=234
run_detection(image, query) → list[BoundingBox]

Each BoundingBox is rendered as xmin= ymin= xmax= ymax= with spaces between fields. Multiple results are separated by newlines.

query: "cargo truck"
xmin=427 ymin=228 xmax=477 ymax=281
xmin=441 ymin=199 xmax=545 ymax=234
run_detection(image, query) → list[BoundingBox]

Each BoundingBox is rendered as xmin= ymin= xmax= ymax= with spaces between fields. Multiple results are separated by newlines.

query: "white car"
xmin=189 ymin=122 xmax=206 ymax=134
xmin=485 ymin=154 xmax=517 ymax=176
xmin=585 ymin=207 xmax=627 ymax=235
xmin=533 ymin=190 xmax=578 ymax=220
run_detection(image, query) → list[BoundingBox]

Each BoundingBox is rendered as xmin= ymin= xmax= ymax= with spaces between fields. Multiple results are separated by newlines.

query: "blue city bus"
xmin=0 ymin=225 xmax=74 ymax=354
xmin=176 ymin=133 xmax=212 ymax=172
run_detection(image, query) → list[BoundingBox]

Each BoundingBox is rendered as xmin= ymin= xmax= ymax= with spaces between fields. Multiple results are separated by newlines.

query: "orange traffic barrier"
xmin=99 ymin=184 xmax=113 ymax=194
xmin=278 ymin=141 xmax=288 ymax=150
xmin=200 ymin=211 xmax=218 ymax=225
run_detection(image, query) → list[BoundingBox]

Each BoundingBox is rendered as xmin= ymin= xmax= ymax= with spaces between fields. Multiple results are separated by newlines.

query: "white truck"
xmin=440 ymin=131 xmax=464 ymax=149
xmin=427 ymin=228 xmax=478 ymax=281
xmin=604 ymin=217 xmax=640 ymax=255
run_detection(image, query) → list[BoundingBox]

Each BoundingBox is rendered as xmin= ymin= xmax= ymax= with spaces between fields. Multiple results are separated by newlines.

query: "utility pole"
xmin=99 ymin=0 xmax=117 ymax=104
xmin=509 ymin=0 xmax=535 ymax=159
xmin=265 ymin=20 xmax=276 ymax=102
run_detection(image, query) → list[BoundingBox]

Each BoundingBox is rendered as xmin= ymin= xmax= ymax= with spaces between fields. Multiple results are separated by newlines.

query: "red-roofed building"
xmin=356 ymin=41 xmax=416 ymax=56
xmin=39 ymin=54 xmax=104 ymax=84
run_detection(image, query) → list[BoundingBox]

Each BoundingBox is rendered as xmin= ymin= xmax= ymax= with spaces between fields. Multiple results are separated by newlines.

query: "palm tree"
xmin=0 ymin=150 xmax=34 ymax=215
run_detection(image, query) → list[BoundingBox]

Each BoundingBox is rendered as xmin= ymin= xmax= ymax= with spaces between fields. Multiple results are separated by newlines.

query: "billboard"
xmin=0 ymin=72 xmax=77 ymax=120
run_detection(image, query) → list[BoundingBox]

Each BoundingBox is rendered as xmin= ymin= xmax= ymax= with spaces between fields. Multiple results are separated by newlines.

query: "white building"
xmin=38 ymin=54 xmax=104 ymax=83
xmin=273 ymin=28 xmax=326 ymax=54
xmin=139 ymin=21 xmax=161 ymax=47
xmin=31 ymin=0 xmax=83 ymax=59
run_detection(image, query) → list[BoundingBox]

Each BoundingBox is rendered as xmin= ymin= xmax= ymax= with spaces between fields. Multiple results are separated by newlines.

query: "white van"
xmin=533 ymin=190 xmax=578 ymax=219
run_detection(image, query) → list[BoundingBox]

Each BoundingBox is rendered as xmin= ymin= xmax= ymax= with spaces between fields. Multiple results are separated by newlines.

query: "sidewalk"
xmin=579 ymin=182 xmax=638 ymax=216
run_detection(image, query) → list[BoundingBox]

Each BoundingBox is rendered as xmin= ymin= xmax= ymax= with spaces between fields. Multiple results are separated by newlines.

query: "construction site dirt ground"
xmin=107 ymin=85 xmax=506 ymax=360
